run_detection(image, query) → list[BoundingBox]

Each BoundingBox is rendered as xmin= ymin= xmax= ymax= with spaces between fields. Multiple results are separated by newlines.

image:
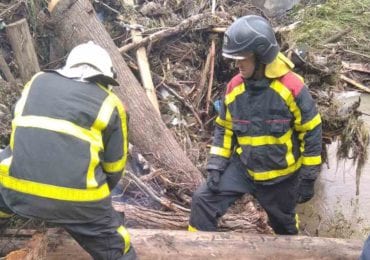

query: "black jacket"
xmin=0 ymin=72 xmax=128 ymax=223
xmin=207 ymin=53 xmax=322 ymax=184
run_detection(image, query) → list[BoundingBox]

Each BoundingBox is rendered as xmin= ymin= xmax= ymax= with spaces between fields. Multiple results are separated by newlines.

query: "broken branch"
xmin=340 ymin=75 xmax=370 ymax=93
xmin=119 ymin=12 xmax=222 ymax=53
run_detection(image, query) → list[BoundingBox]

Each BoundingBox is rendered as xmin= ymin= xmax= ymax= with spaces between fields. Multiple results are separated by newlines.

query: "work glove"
xmin=297 ymin=179 xmax=315 ymax=204
xmin=207 ymin=170 xmax=221 ymax=193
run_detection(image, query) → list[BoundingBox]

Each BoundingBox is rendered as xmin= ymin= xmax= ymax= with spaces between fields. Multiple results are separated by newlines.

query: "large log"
xmin=48 ymin=0 xmax=203 ymax=188
xmin=5 ymin=18 xmax=40 ymax=84
xmin=2 ymin=229 xmax=363 ymax=260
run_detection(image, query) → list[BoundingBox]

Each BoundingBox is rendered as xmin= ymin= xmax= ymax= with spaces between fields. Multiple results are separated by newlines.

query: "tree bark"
xmin=48 ymin=0 xmax=203 ymax=188
xmin=5 ymin=18 xmax=40 ymax=84
xmin=113 ymin=200 xmax=269 ymax=233
xmin=3 ymin=228 xmax=363 ymax=260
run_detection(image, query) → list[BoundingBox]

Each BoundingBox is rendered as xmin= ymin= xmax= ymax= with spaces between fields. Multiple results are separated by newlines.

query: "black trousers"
xmin=189 ymin=156 xmax=300 ymax=235
xmin=0 ymin=191 xmax=136 ymax=260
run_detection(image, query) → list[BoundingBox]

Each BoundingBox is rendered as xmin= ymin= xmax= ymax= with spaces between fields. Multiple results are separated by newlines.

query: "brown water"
xmin=297 ymin=93 xmax=370 ymax=239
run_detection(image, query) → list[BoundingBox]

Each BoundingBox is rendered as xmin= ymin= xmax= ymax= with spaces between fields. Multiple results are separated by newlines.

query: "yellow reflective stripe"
xmin=285 ymin=138 xmax=295 ymax=166
xmin=87 ymin=95 xmax=116 ymax=187
xmin=0 ymin=157 xmax=11 ymax=176
xmin=117 ymin=225 xmax=131 ymax=254
xmin=248 ymin=158 xmax=302 ymax=181
xmin=13 ymin=72 xmax=43 ymax=118
xmin=236 ymin=147 xmax=242 ymax=154
xmin=270 ymin=80 xmax=302 ymax=128
xmin=102 ymin=160 xmax=125 ymax=173
xmin=238 ymin=130 xmax=295 ymax=168
xmin=295 ymin=213 xmax=300 ymax=230
xmin=296 ymin=114 xmax=321 ymax=132
xmin=92 ymin=95 xmax=116 ymax=131
xmin=102 ymin=94 xmax=128 ymax=174
xmin=188 ymin=225 xmax=198 ymax=232
xmin=0 ymin=211 xmax=13 ymax=218
xmin=11 ymin=72 xmax=44 ymax=149
xmin=13 ymin=116 xmax=103 ymax=149
xmin=0 ymin=174 xmax=110 ymax=201
xmin=226 ymin=108 xmax=232 ymax=122
xmin=210 ymin=146 xmax=231 ymax=158
xmin=225 ymin=83 xmax=245 ymax=105
xmin=215 ymin=117 xmax=232 ymax=130
xmin=302 ymin=155 xmax=321 ymax=165
xmin=238 ymin=129 xmax=292 ymax=146
xmin=223 ymin=128 xmax=233 ymax=149
xmin=86 ymin=144 xmax=100 ymax=188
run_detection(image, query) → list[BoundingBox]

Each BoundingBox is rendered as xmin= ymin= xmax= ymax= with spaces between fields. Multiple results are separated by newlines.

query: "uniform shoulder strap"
xmin=226 ymin=74 xmax=244 ymax=94
xmin=279 ymin=71 xmax=304 ymax=97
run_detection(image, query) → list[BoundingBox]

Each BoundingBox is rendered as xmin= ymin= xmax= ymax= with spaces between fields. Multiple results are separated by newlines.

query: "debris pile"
xmin=0 ymin=0 xmax=369 ymax=234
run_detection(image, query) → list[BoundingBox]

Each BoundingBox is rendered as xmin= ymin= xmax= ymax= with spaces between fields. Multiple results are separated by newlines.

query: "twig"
xmin=274 ymin=21 xmax=301 ymax=33
xmin=195 ymin=40 xmax=212 ymax=108
xmin=119 ymin=12 xmax=222 ymax=53
xmin=205 ymin=40 xmax=216 ymax=115
xmin=126 ymin=171 xmax=190 ymax=212
xmin=342 ymin=62 xmax=370 ymax=74
xmin=205 ymin=0 xmax=217 ymax=115
xmin=94 ymin=0 xmax=120 ymax=14
xmin=127 ymin=0 xmax=160 ymax=114
xmin=210 ymin=22 xmax=300 ymax=34
xmin=342 ymin=49 xmax=370 ymax=60
xmin=340 ymin=75 xmax=370 ymax=93
xmin=160 ymin=83 xmax=204 ymax=129
xmin=0 ymin=0 xmax=21 ymax=18
xmin=322 ymin=28 xmax=352 ymax=44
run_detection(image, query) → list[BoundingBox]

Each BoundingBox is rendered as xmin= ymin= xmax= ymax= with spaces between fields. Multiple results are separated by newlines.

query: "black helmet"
xmin=222 ymin=15 xmax=279 ymax=64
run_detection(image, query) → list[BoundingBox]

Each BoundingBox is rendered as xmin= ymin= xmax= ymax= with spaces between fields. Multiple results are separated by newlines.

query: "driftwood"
xmin=342 ymin=62 xmax=370 ymax=74
xmin=49 ymin=0 xmax=203 ymax=189
xmin=2 ymin=228 xmax=363 ymax=260
xmin=5 ymin=18 xmax=40 ymax=84
xmin=119 ymin=12 xmax=224 ymax=53
xmin=341 ymin=75 xmax=370 ymax=93
xmin=113 ymin=202 xmax=267 ymax=232
xmin=205 ymin=39 xmax=216 ymax=115
xmin=342 ymin=49 xmax=370 ymax=60
xmin=125 ymin=0 xmax=160 ymax=114
xmin=322 ymin=28 xmax=352 ymax=45
xmin=5 ymin=232 xmax=47 ymax=260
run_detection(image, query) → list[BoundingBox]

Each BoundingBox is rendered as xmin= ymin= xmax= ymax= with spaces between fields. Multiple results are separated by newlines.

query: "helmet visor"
xmin=222 ymin=52 xmax=254 ymax=60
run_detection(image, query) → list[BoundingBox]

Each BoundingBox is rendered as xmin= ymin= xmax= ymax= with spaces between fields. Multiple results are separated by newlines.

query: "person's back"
xmin=0 ymin=42 xmax=136 ymax=259
xmin=4 ymin=71 xmax=114 ymax=222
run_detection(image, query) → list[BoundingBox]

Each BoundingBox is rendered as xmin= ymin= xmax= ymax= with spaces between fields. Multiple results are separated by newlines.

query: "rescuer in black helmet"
xmin=189 ymin=15 xmax=322 ymax=235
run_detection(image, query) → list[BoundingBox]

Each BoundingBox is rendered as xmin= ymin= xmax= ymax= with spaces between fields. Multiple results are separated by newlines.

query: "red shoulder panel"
xmin=226 ymin=74 xmax=244 ymax=95
xmin=279 ymin=72 xmax=304 ymax=97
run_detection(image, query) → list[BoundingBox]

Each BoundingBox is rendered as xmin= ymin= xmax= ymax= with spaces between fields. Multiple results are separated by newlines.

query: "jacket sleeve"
xmin=294 ymin=86 xmax=322 ymax=180
xmin=207 ymin=96 xmax=236 ymax=172
xmin=101 ymin=94 xmax=129 ymax=189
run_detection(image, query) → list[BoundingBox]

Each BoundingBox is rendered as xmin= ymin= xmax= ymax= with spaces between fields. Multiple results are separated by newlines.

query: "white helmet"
xmin=64 ymin=41 xmax=119 ymax=86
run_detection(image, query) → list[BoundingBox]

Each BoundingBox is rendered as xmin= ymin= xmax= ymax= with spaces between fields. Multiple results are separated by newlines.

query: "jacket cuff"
xmin=299 ymin=165 xmax=321 ymax=180
xmin=206 ymin=156 xmax=229 ymax=172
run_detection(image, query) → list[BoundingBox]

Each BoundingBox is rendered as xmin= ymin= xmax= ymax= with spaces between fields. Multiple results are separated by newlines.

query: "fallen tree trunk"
xmin=48 ymin=0 xmax=203 ymax=189
xmin=3 ymin=228 xmax=363 ymax=260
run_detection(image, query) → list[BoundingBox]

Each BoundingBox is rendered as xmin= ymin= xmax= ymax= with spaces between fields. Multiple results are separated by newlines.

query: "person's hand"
xmin=297 ymin=179 xmax=315 ymax=204
xmin=207 ymin=170 xmax=221 ymax=193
